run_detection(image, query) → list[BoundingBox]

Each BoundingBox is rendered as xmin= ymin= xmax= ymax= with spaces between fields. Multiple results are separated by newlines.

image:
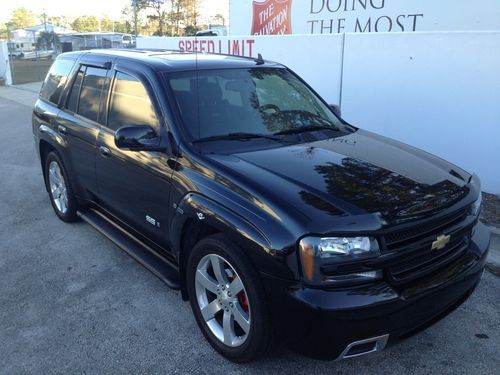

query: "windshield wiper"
xmin=273 ymin=125 xmax=338 ymax=136
xmin=192 ymin=132 xmax=281 ymax=144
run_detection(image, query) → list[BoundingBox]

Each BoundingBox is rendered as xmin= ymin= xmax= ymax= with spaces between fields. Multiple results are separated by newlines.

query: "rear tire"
xmin=187 ymin=233 xmax=271 ymax=363
xmin=44 ymin=151 xmax=78 ymax=222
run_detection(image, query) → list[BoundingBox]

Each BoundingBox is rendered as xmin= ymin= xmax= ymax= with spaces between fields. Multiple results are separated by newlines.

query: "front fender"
xmin=170 ymin=192 xmax=298 ymax=300
xmin=170 ymin=192 xmax=273 ymax=258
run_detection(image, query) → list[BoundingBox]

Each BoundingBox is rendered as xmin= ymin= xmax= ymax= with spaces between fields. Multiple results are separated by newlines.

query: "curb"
xmin=485 ymin=225 xmax=500 ymax=277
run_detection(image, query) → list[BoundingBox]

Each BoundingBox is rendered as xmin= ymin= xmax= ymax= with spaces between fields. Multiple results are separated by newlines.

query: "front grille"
xmin=383 ymin=209 xmax=474 ymax=285
xmin=384 ymin=208 xmax=468 ymax=250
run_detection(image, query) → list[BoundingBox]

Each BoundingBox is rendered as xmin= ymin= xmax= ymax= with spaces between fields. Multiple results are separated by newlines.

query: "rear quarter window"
xmin=40 ymin=59 xmax=75 ymax=105
xmin=77 ymin=67 xmax=108 ymax=122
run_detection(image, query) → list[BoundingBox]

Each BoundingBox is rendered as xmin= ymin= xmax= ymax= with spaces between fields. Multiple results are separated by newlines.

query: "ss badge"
xmin=146 ymin=215 xmax=160 ymax=228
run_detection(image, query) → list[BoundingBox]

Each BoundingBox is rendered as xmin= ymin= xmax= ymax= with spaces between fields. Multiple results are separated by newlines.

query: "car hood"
xmin=208 ymin=129 xmax=471 ymax=229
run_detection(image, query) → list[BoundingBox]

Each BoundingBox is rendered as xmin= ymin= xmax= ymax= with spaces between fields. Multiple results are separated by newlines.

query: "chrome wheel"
xmin=48 ymin=160 xmax=68 ymax=214
xmin=195 ymin=254 xmax=251 ymax=347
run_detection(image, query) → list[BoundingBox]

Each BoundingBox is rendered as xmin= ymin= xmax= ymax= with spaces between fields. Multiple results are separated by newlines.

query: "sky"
xmin=1 ymin=0 xmax=125 ymax=22
xmin=1 ymin=0 xmax=229 ymax=23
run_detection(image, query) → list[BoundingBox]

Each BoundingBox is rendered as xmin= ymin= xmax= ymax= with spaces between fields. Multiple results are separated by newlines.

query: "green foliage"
xmin=10 ymin=7 xmax=37 ymax=29
xmin=71 ymin=16 xmax=100 ymax=32
xmin=129 ymin=0 xmax=202 ymax=36
xmin=100 ymin=16 xmax=115 ymax=32
xmin=0 ymin=23 xmax=9 ymax=40
xmin=213 ymin=14 xmax=225 ymax=26
xmin=183 ymin=24 xmax=201 ymax=36
xmin=2 ymin=0 xmax=214 ymax=38
xmin=36 ymin=31 xmax=60 ymax=50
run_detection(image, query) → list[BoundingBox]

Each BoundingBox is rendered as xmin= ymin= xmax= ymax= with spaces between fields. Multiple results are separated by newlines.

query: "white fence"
xmin=0 ymin=42 xmax=13 ymax=85
xmin=138 ymin=32 xmax=500 ymax=193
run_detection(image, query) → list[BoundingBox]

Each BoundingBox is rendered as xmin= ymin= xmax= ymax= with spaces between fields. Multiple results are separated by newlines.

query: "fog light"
xmin=323 ymin=270 xmax=383 ymax=285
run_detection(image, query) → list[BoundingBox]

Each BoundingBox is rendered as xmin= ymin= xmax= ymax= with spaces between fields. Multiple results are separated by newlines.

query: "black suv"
xmin=33 ymin=50 xmax=489 ymax=362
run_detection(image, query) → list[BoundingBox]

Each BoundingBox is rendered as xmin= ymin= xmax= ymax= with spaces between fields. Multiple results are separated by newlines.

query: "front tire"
xmin=187 ymin=234 xmax=271 ymax=363
xmin=44 ymin=151 xmax=78 ymax=222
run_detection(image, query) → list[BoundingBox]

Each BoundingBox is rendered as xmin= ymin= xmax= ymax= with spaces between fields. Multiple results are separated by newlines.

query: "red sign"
xmin=251 ymin=0 xmax=292 ymax=35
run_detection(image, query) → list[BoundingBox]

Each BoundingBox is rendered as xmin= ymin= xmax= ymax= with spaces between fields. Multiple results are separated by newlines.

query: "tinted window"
xmin=40 ymin=59 xmax=75 ymax=105
xmin=78 ymin=67 xmax=107 ymax=122
xmin=66 ymin=67 xmax=84 ymax=113
xmin=168 ymin=68 xmax=344 ymax=140
xmin=107 ymin=72 xmax=159 ymax=131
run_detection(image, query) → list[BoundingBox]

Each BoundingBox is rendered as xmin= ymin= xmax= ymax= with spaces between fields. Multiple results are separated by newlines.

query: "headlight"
xmin=299 ymin=236 xmax=381 ymax=285
xmin=471 ymin=194 xmax=482 ymax=216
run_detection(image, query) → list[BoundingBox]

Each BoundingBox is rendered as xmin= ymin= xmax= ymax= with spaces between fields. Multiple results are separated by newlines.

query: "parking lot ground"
xmin=0 ymin=94 xmax=499 ymax=374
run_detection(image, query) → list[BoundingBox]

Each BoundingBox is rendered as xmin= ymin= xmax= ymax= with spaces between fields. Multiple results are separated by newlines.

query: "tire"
xmin=44 ymin=151 xmax=78 ymax=222
xmin=187 ymin=233 xmax=271 ymax=363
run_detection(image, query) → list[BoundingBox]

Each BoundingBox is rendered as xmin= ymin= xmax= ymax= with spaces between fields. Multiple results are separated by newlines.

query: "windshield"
xmin=167 ymin=68 xmax=348 ymax=142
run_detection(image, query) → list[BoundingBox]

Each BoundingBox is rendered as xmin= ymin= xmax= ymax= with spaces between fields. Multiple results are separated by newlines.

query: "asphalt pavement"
xmin=0 ymin=91 xmax=498 ymax=374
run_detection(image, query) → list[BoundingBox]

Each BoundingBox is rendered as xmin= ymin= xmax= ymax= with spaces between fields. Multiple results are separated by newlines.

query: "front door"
xmin=95 ymin=68 xmax=173 ymax=248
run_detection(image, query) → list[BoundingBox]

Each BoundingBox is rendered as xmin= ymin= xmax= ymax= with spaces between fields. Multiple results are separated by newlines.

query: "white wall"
xmin=139 ymin=34 xmax=344 ymax=105
xmin=0 ymin=42 xmax=13 ymax=85
xmin=341 ymin=31 xmax=500 ymax=192
xmin=138 ymin=32 xmax=500 ymax=193
xmin=230 ymin=0 xmax=500 ymax=35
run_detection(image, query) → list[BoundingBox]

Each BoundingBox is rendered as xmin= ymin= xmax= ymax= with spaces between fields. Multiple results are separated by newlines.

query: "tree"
xmin=0 ymin=23 xmax=9 ymax=40
xmin=71 ymin=16 xmax=100 ymax=32
xmin=213 ymin=14 xmax=225 ymax=26
xmin=182 ymin=0 xmax=200 ymax=28
xmin=168 ymin=0 xmax=183 ymax=36
xmin=47 ymin=15 xmax=71 ymax=29
xmin=120 ymin=5 xmax=136 ymax=34
xmin=133 ymin=0 xmax=169 ymax=36
xmin=36 ymin=31 xmax=59 ymax=50
xmin=183 ymin=24 xmax=200 ymax=36
xmin=100 ymin=16 xmax=115 ymax=32
xmin=10 ymin=7 xmax=37 ymax=29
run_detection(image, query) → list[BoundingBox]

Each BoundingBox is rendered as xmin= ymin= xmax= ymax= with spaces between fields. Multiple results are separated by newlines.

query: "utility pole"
xmin=133 ymin=0 xmax=138 ymax=37
xmin=42 ymin=11 xmax=48 ymax=31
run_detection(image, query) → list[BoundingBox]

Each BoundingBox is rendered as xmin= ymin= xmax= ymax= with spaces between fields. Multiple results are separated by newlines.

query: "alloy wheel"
xmin=195 ymin=254 xmax=251 ymax=347
xmin=48 ymin=160 xmax=68 ymax=214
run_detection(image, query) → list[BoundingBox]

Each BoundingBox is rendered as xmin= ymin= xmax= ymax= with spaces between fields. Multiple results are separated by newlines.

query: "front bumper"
xmin=262 ymin=222 xmax=490 ymax=360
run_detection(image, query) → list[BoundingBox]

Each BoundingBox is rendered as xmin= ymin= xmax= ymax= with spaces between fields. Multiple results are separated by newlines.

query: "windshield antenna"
xmin=255 ymin=53 xmax=265 ymax=65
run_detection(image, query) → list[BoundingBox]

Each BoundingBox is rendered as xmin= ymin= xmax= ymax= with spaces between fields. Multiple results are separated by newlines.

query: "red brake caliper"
xmin=231 ymin=274 xmax=249 ymax=312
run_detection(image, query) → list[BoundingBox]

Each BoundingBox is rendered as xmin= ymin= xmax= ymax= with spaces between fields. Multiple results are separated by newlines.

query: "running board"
xmin=77 ymin=208 xmax=180 ymax=290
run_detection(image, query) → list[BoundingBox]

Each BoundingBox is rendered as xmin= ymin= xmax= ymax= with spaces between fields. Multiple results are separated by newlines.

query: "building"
xmin=59 ymin=32 xmax=135 ymax=52
xmin=8 ymin=24 xmax=72 ymax=58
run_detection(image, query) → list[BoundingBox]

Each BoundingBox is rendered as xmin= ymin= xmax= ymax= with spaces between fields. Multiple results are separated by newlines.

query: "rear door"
xmin=95 ymin=63 xmax=173 ymax=248
xmin=34 ymin=57 xmax=75 ymax=158
xmin=57 ymin=58 xmax=112 ymax=197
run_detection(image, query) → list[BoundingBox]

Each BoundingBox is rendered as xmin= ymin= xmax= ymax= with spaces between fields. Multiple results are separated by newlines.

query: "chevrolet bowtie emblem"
xmin=431 ymin=234 xmax=451 ymax=250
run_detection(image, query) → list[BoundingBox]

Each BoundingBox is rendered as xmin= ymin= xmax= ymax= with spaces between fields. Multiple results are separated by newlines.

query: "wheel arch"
xmin=172 ymin=193 xmax=274 ymax=301
xmin=38 ymin=137 xmax=61 ymax=192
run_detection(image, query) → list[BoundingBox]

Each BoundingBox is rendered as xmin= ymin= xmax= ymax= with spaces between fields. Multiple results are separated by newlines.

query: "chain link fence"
xmin=6 ymin=33 xmax=136 ymax=85
xmin=8 ymin=54 xmax=54 ymax=85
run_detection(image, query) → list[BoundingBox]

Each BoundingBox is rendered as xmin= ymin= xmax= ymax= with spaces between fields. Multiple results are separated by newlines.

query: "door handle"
xmin=99 ymin=146 xmax=111 ymax=158
xmin=58 ymin=125 xmax=67 ymax=134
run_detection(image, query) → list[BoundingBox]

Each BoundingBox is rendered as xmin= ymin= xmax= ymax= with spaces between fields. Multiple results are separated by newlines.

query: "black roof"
xmin=59 ymin=49 xmax=282 ymax=72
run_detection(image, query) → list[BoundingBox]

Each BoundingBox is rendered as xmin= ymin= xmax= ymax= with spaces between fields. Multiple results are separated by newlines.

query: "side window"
xmin=40 ymin=58 xmax=75 ymax=105
xmin=107 ymin=72 xmax=160 ymax=132
xmin=77 ymin=67 xmax=108 ymax=123
xmin=66 ymin=67 xmax=84 ymax=113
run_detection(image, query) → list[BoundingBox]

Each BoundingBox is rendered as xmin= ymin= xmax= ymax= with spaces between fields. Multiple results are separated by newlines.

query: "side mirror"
xmin=114 ymin=125 xmax=165 ymax=152
xmin=329 ymin=104 xmax=341 ymax=118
